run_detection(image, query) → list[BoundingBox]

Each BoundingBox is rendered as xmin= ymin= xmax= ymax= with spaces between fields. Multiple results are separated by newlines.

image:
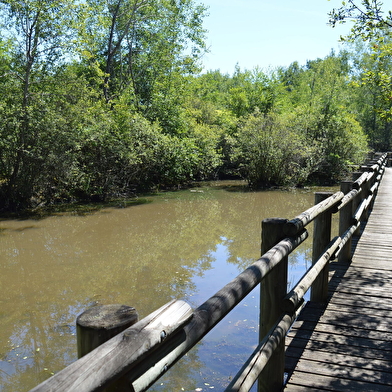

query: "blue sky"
xmin=201 ymin=0 xmax=352 ymax=74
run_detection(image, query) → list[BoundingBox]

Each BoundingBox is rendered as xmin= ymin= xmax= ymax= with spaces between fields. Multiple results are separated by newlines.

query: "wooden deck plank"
xmin=288 ymin=360 xmax=392 ymax=385
xmin=286 ymin=371 xmax=392 ymax=391
xmin=328 ymin=296 xmax=392 ymax=311
xmin=287 ymin=329 xmax=392 ymax=352
xmin=286 ymin=337 xmax=392 ymax=362
xmin=285 ymin=348 xmax=392 ymax=373
xmin=284 ymin=166 xmax=392 ymax=391
xmin=291 ymin=308 xmax=392 ymax=332
xmin=288 ymin=321 xmax=392 ymax=344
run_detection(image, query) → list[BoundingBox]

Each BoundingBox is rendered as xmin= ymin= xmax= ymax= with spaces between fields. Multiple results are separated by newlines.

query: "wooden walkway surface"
xmin=284 ymin=167 xmax=392 ymax=391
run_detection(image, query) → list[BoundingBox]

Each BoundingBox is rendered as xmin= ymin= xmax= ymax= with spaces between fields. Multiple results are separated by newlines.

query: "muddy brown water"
xmin=0 ymin=181 xmax=337 ymax=392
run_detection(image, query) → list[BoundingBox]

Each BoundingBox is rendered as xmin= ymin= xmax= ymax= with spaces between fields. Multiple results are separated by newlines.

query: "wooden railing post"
xmin=258 ymin=218 xmax=288 ymax=392
xmin=77 ymin=304 xmax=139 ymax=358
xmin=338 ymin=181 xmax=354 ymax=263
xmin=77 ymin=304 xmax=139 ymax=391
xmin=310 ymin=192 xmax=333 ymax=303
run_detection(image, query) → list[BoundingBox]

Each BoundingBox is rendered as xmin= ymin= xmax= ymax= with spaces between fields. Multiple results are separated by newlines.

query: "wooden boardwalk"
xmin=284 ymin=167 xmax=392 ymax=391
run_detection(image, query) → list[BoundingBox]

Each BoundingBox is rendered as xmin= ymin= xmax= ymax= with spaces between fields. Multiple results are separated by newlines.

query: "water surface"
xmin=0 ymin=182 xmax=336 ymax=391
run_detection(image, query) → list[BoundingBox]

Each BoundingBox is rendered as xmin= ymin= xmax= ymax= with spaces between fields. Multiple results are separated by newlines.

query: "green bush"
xmin=288 ymin=105 xmax=369 ymax=182
xmin=233 ymin=110 xmax=316 ymax=187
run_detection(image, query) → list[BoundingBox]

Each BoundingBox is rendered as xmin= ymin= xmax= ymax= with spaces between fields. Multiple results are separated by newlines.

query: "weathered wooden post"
xmin=311 ymin=192 xmax=333 ymax=303
xmin=77 ymin=304 xmax=139 ymax=391
xmin=338 ymin=181 xmax=354 ymax=263
xmin=258 ymin=218 xmax=288 ymax=392
xmin=77 ymin=304 xmax=139 ymax=358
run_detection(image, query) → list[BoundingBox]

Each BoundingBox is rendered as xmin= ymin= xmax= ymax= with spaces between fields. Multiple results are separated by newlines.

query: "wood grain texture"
xmin=76 ymin=304 xmax=139 ymax=359
xmin=29 ymin=300 xmax=193 ymax=392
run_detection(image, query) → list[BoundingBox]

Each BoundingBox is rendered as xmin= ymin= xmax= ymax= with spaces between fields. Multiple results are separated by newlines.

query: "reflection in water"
xmin=0 ymin=182 xmax=336 ymax=391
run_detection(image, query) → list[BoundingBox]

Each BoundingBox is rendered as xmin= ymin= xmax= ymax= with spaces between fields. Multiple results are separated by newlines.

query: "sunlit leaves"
xmin=329 ymin=0 xmax=392 ymax=41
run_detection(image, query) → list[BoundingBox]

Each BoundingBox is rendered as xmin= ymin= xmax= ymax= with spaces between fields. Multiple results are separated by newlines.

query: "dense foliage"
xmin=0 ymin=0 xmax=391 ymax=211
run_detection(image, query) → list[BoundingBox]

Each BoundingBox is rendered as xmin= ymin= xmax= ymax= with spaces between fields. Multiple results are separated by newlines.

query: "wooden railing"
xmin=29 ymin=153 xmax=388 ymax=392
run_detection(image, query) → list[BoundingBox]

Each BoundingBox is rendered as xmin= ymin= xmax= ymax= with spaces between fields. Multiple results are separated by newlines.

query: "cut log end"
xmin=77 ymin=304 xmax=139 ymax=359
xmin=77 ymin=304 xmax=139 ymax=330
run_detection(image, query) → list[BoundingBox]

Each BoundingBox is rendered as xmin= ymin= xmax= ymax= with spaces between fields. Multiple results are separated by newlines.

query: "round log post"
xmin=310 ymin=192 xmax=333 ymax=303
xmin=338 ymin=181 xmax=354 ymax=264
xmin=258 ymin=218 xmax=288 ymax=392
xmin=77 ymin=304 xmax=139 ymax=358
xmin=77 ymin=304 xmax=139 ymax=392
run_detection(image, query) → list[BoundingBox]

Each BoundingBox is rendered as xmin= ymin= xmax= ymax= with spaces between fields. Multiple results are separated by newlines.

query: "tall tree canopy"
xmin=0 ymin=0 xmax=78 ymax=209
xmin=329 ymin=1 xmax=392 ymax=144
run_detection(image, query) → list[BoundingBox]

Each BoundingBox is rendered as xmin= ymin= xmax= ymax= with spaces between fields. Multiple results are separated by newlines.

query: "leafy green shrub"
xmin=233 ymin=110 xmax=316 ymax=187
xmin=288 ymin=105 xmax=369 ymax=182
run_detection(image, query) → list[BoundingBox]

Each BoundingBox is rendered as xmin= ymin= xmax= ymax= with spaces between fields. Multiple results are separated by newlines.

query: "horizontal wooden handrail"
xmin=225 ymin=304 xmax=304 ymax=392
xmin=29 ymin=300 xmax=193 ymax=392
xmin=353 ymin=195 xmax=370 ymax=224
xmin=283 ymin=236 xmax=342 ymax=313
xmin=335 ymin=222 xmax=360 ymax=258
xmin=352 ymin=171 xmax=369 ymax=189
xmin=370 ymin=181 xmax=379 ymax=195
xmin=128 ymin=230 xmax=309 ymax=391
xmin=284 ymin=191 xmax=344 ymax=236
xmin=338 ymin=188 xmax=360 ymax=210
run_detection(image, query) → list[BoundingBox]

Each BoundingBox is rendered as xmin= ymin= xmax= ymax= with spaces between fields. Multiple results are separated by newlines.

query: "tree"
xmin=76 ymin=0 xmax=150 ymax=104
xmin=0 ymin=0 xmax=76 ymax=209
xmin=347 ymin=39 xmax=392 ymax=149
xmin=274 ymin=53 xmax=368 ymax=181
xmin=329 ymin=1 xmax=392 ymax=148
xmin=79 ymin=0 xmax=208 ymax=125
